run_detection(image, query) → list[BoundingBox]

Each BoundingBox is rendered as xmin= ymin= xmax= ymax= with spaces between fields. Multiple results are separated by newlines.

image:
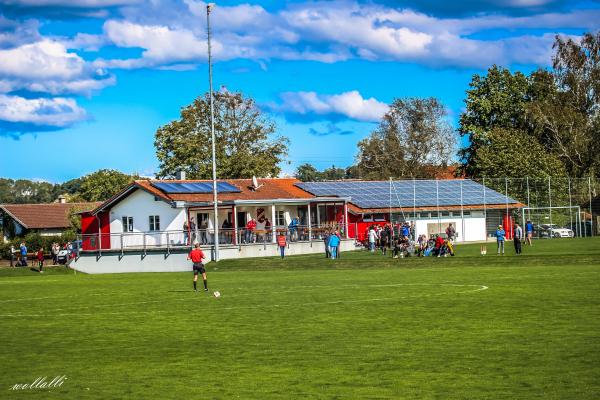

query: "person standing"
xmin=514 ymin=223 xmax=523 ymax=255
xmin=277 ymin=232 xmax=286 ymax=259
xmin=9 ymin=245 xmax=16 ymax=267
xmin=246 ymin=217 xmax=257 ymax=244
xmin=400 ymin=223 xmax=408 ymax=238
xmin=187 ymin=243 xmax=208 ymax=292
xmin=496 ymin=225 xmax=506 ymax=255
xmin=222 ymin=218 xmax=232 ymax=244
xmin=323 ymin=230 xmax=331 ymax=258
xmin=334 ymin=230 xmax=342 ymax=259
xmin=328 ymin=232 xmax=340 ymax=259
xmin=525 ymin=220 xmax=534 ymax=246
xmin=368 ymin=226 xmax=377 ymax=253
xmin=445 ymin=223 xmax=456 ymax=243
xmin=183 ymin=220 xmax=189 ymax=245
xmin=51 ymin=243 xmax=60 ymax=265
xmin=19 ymin=242 xmax=28 ymax=266
xmin=189 ymin=217 xmax=197 ymax=245
xmin=380 ymin=226 xmax=389 ymax=255
xmin=288 ymin=217 xmax=298 ymax=242
xmin=37 ymin=248 xmax=45 ymax=273
xmin=264 ymin=218 xmax=272 ymax=242
xmin=199 ymin=217 xmax=208 ymax=245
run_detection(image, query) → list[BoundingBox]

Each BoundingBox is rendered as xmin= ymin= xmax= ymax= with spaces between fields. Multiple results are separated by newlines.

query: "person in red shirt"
xmin=245 ymin=218 xmax=257 ymax=243
xmin=187 ymin=243 xmax=207 ymax=292
xmin=434 ymin=235 xmax=445 ymax=257
xmin=37 ymin=248 xmax=45 ymax=273
xmin=277 ymin=232 xmax=287 ymax=259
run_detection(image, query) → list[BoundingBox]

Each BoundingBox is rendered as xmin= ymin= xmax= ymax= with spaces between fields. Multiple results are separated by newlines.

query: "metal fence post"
xmin=483 ymin=177 xmax=487 ymax=241
xmin=460 ymin=180 xmax=464 ymax=242
xmin=548 ymin=176 xmax=553 ymax=238
xmin=526 ymin=176 xmax=530 ymax=221
xmin=568 ymin=177 xmax=574 ymax=236
xmin=435 ymin=179 xmax=440 ymax=234
xmin=589 ymin=177 xmax=593 ymax=237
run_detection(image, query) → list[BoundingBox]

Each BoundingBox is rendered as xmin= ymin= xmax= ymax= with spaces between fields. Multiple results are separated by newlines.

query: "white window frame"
xmin=275 ymin=210 xmax=286 ymax=226
xmin=122 ymin=216 xmax=133 ymax=232
xmin=149 ymin=215 xmax=160 ymax=231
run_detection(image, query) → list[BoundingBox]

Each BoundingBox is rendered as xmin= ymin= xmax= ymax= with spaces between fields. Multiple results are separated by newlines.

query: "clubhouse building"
xmin=72 ymin=177 xmax=521 ymax=273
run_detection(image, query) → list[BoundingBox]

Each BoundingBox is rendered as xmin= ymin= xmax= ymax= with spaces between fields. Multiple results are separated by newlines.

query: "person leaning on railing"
xmin=222 ymin=219 xmax=232 ymax=244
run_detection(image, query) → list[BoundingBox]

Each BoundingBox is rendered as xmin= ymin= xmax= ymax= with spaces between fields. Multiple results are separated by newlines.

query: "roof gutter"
xmin=181 ymin=197 xmax=352 ymax=208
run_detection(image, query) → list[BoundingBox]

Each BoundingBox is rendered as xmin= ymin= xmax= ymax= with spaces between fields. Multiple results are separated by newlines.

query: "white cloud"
xmin=89 ymin=0 xmax=598 ymax=70
xmin=103 ymin=20 xmax=207 ymax=66
xmin=273 ymin=90 xmax=389 ymax=122
xmin=0 ymin=39 xmax=114 ymax=95
xmin=0 ymin=94 xmax=87 ymax=127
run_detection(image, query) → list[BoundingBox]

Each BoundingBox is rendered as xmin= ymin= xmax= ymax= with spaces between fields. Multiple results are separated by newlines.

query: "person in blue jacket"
xmin=525 ymin=220 xmax=534 ymax=246
xmin=328 ymin=233 xmax=340 ymax=259
xmin=495 ymin=225 xmax=506 ymax=255
xmin=19 ymin=242 xmax=28 ymax=266
xmin=288 ymin=217 xmax=299 ymax=242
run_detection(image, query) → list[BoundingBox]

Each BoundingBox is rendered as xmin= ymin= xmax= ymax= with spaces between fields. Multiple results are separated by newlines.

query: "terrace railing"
xmin=77 ymin=224 xmax=350 ymax=254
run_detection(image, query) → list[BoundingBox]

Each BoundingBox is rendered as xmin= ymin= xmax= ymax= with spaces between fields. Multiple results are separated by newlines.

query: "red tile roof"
xmin=0 ymin=202 xmax=101 ymax=229
xmin=146 ymin=178 xmax=314 ymax=202
xmin=91 ymin=178 xmax=317 ymax=214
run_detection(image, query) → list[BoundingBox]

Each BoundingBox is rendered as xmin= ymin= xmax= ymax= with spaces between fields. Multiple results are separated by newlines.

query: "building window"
xmin=122 ymin=216 xmax=133 ymax=232
xmin=149 ymin=215 xmax=160 ymax=231
xmin=373 ymin=213 xmax=385 ymax=221
xmin=276 ymin=210 xmax=285 ymax=226
xmin=441 ymin=211 xmax=450 ymax=217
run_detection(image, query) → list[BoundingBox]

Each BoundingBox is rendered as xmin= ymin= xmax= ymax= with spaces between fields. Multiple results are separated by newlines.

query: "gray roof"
xmin=296 ymin=180 xmax=520 ymax=209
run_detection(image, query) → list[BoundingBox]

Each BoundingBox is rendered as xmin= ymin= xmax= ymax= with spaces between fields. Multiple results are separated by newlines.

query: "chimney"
xmin=176 ymin=170 xmax=186 ymax=180
xmin=57 ymin=195 xmax=67 ymax=204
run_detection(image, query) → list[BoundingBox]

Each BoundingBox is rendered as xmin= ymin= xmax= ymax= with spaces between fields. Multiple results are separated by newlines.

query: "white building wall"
xmin=109 ymin=189 xmax=186 ymax=249
xmin=72 ymin=239 xmax=355 ymax=274
xmin=414 ymin=217 xmax=486 ymax=242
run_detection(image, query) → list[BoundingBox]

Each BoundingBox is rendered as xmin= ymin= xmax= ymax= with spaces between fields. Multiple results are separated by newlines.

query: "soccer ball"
xmin=213 ymin=291 xmax=221 ymax=298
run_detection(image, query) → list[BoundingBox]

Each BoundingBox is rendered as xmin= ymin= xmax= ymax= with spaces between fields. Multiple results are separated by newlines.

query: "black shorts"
xmin=193 ymin=262 xmax=206 ymax=275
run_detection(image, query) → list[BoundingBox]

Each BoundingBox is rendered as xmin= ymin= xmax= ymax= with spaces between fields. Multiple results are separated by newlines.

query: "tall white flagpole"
xmin=207 ymin=3 xmax=219 ymax=261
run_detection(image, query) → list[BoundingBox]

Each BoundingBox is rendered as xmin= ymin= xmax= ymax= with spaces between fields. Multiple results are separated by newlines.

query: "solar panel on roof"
xmin=296 ymin=180 xmax=519 ymax=209
xmin=152 ymin=181 xmax=241 ymax=194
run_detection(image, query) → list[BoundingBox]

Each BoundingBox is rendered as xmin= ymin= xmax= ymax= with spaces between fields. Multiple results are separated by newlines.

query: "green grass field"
xmin=1 ymin=238 xmax=599 ymax=399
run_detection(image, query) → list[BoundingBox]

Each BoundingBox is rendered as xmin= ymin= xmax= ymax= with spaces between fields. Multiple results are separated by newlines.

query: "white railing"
xmin=77 ymin=224 xmax=350 ymax=253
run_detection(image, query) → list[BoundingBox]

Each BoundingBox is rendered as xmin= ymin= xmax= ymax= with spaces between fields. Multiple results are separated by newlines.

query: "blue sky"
xmin=0 ymin=0 xmax=598 ymax=182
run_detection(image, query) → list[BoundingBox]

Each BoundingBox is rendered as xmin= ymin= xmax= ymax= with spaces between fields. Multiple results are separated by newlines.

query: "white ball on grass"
xmin=213 ymin=291 xmax=221 ymax=298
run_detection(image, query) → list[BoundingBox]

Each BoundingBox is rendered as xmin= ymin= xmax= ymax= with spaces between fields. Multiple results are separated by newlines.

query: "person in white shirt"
xmin=368 ymin=226 xmax=377 ymax=252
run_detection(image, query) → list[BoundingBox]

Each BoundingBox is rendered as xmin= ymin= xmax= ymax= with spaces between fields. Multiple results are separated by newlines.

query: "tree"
xmin=458 ymin=66 xmax=531 ymax=176
xmin=155 ymin=90 xmax=289 ymax=179
xmin=77 ymin=169 xmax=137 ymax=202
xmin=459 ymin=33 xmax=600 ymax=178
xmin=296 ymin=164 xmax=321 ymax=182
xmin=470 ymin=128 xmax=566 ymax=179
xmin=60 ymin=177 xmax=84 ymax=196
xmin=528 ymin=32 xmax=600 ymax=177
xmin=356 ymin=97 xmax=456 ymax=179
xmin=295 ymin=163 xmax=359 ymax=181
xmin=321 ymin=165 xmax=346 ymax=180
